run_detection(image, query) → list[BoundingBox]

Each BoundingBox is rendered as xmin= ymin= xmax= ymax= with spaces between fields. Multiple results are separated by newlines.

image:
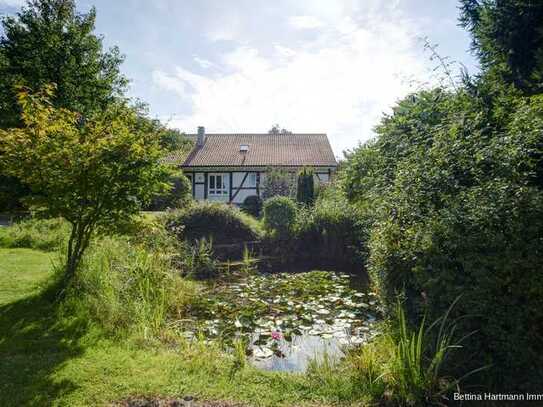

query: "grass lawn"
xmin=0 ymin=248 xmax=55 ymax=305
xmin=0 ymin=248 xmax=355 ymax=407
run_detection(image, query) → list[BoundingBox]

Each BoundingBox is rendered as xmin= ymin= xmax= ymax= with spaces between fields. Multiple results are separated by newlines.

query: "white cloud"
xmin=0 ymin=0 xmax=25 ymax=6
xmin=288 ymin=15 xmax=325 ymax=30
xmin=153 ymin=9 xmax=431 ymax=155
xmin=193 ymin=56 xmax=214 ymax=69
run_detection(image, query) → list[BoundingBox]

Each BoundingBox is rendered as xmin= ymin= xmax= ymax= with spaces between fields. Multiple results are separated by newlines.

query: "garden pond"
xmin=173 ymin=270 xmax=383 ymax=372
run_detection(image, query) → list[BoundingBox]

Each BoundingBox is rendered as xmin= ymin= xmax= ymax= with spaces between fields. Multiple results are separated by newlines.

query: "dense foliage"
xmin=146 ymin=171 xmax=192 ymax=211
xmin=296 ymin=167 xmax=315 ymax=205
xmin=0 ymin=0 xmax=130 ymax=211
xmin=60 ymin=236 xmax=198 ymax=336
xmin=296 ymin=191 xmax=367 ymax=272
xmin=459 ymin=0 xmax=543 ymax=95
xmin=0 ymin=0 xmax=127 ymax=128
xmin=262 ymin=196 xmax=297 ymax=239
xmin=240 ymin=195 xmax=263 ymax=218
xmin=165 ymin=202 xmax=262 ymax=246
xmin=341 ymin=61 xmax=543 ymax=393
xmin=0 ymin=87 xmax=169 ymax=286
xmin=261 ymin=168 xmax=296 ymax=200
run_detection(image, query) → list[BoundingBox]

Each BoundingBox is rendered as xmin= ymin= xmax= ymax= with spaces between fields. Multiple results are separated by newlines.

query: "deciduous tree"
xmin=0 ymin=86 xmax=169 ymax=288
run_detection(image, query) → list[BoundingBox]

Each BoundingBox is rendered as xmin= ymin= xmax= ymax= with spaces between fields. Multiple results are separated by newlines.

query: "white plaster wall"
xmin=232 ymin=172 xmax=257 ymax=188
xmin=194 ymin=173 xmax=205 ymax=183
xmin=315 ymin=173 xmax=330 ymax=183
xmin=194 ymin=184 xmax=205 ymax=200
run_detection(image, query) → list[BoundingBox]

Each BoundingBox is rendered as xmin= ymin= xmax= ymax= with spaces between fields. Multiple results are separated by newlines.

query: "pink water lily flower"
xmin=271 ymin=331 xmax=282 ymax=340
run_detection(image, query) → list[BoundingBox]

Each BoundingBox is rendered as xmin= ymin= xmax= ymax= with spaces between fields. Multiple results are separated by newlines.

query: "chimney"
xmin=197 ymin=126 xmax=205 ymax=147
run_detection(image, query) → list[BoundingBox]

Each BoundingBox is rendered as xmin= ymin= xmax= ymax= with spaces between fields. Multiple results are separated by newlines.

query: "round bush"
xmin=241 ymin=195 xmax=262 ymax=218
xmin=165 ymin=202 xmax=261 ymax=245
xmin=147 ymin=172 xmax=192 ymax=210
xmin=263 ymin=196 xmax=297 ymax=237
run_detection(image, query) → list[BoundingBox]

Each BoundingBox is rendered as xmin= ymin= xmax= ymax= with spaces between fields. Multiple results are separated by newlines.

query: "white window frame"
xmin=248 ymin=172 xmax=257 ymax=187
xmin=208 ymin=173 xmax=228 ymax=196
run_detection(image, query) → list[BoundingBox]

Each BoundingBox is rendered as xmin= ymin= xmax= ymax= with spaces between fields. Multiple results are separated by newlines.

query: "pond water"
xmin=177 ymin=270 xmax=382 ymax=372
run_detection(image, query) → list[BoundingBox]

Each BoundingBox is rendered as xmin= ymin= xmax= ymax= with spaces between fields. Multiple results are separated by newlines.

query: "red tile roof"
xmin=171 ymin=133 xmax=337 ymax=168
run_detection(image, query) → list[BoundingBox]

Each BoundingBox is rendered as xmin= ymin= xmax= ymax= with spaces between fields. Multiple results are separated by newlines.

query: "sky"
xmin=0 ymin=0 xmax=479 ymax=156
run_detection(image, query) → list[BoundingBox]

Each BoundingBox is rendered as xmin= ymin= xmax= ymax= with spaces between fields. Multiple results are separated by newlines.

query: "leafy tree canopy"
xmin=0 ymin=85 xmax=169 ymax=286
xmin=268 ymin=124 xmax=293 ymax=134
xmin=0 ymin=0 xmax=128 ymax=128
xmin=460 ymin=0 xmax=543 ymax=94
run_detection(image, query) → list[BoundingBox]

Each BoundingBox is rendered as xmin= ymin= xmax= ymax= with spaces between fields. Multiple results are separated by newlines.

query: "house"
xmin=166 ymin=127 xmax=337 ymax=204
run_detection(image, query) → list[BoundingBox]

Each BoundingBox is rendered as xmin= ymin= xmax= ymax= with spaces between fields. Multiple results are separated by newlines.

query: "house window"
xmin=208 ymin=173 xmax=228 ymax=196
xmin=248 ymin=173 xmax=257 ymax=187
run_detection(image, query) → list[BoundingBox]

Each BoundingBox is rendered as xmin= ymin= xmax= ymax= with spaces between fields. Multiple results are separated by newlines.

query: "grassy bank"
xmin=0 ymin=248 xmax=317 ymax=406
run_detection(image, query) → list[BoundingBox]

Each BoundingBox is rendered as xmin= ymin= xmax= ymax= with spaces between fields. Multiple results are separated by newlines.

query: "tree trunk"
xmin=60 ymin=221 xmax=93 ymax=295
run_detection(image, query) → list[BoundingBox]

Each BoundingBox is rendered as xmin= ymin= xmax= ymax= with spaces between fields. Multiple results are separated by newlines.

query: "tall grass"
xmin=305 ymin=298 xmax=485 ymax=406
xmin=384 ymin=297 xmax=488 ymax=405
xmin=60 ymin=236 xmax=199 ymax=337
xmin=182 ymin=237 xmax=217 ymax=279
xmin=0 ymin=217 xmax=69 ymax=251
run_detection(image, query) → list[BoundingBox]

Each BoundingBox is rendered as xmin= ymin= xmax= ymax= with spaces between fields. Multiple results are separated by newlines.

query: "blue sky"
xmin=0 ymin=0 xmax=478 ymax=155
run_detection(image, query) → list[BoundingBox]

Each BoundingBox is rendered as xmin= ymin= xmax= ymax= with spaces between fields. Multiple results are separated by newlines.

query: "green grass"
xmin=0 ymin=244 xmax=470 ymax=406
xmin=0 ymin=248 xmax=55 ymax=304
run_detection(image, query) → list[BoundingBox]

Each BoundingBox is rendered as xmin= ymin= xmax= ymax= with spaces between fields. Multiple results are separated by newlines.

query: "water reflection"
xmin=252 ymin=333 xmax=344 ymax=372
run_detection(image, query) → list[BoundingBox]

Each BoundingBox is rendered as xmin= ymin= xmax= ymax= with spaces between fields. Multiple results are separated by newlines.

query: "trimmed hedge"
xmin=262 ymin=196 xmax=297 ymax=238
xmin=165 ymin=202 xmax=262 ymax=245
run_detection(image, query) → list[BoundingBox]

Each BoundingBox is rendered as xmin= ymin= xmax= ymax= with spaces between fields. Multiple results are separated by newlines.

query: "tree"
xmin=0 ymin=0 xmax=128 ymax=211
xmin=146 ymin=170 xmax=192 ymax=211
xmin=459 ymin=0 xmax=543 ymax=95
xmin=261 ymin=167 xmax=296 ymax=200
xmin=268 ymin=124 xmax=292 ymax=134
xmin=0 ymin=86 xmax=169 ymax=287
xmin=296 ymin=167 xmax=315 ymax=205
xmin=0 ymin=0 xmax=127 ymax=127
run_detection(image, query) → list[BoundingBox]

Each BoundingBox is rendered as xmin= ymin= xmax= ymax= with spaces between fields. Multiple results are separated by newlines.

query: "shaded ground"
xmin=0 ymin=251 xmax=86 ymax=406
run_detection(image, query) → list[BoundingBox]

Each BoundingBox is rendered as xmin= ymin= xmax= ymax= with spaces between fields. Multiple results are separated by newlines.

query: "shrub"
xmin=182 ymin=238 xmax=217 ymax=279
xmin=262 ymin=196 xmax=297 ymax=238
xmin=261 ymin=167 xmax=296 ymax=200
xmin=0 ymin=217 xmax=70 ymax=251
xmin=60 ymin=236 xmax=198 ymax=336
xmin=240 ymin=195 xmax=262 ymax=218
xmin=296 ymin=167 xmax=315 ymax=205
xmin=146 ymin=171 xmax=192 ymax=211
xmin=296 ymin=193 xmax=368 ymax=272
xmin=343 ymin=89 xmax=543 ymax=391
xmin=165 ymin=202 xmax=262 ymax=245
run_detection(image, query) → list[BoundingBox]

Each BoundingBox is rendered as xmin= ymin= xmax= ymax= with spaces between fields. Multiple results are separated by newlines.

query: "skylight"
xmin=240 ymin=144 xmax=249 ymax=152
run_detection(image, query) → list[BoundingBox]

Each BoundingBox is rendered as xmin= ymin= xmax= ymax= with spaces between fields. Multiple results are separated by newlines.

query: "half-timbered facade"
xmin=167 ymin=127 xmax=337 ymax=205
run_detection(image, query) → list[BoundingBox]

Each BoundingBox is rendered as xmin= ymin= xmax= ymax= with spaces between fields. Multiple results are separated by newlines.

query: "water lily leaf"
xmin=316 ymin=309 xmax=330 ymax=315
xmin=253 ymin=346 xmax=274 ymax=359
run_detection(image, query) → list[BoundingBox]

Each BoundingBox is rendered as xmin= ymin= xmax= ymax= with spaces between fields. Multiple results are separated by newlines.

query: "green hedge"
xmin=262 ymin=196 xmax=297 ymax=238
xmin=296 ymin=196 xmax=367 ymax=272
xmin=165 ymin=202 xmax=262 ymax=245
